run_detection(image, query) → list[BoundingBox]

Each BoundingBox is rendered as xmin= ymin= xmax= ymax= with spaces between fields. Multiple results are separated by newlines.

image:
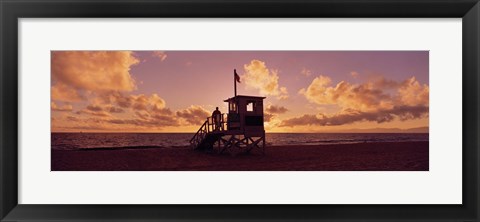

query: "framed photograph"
xmin=49 ymin=50 xmax=430 ymax=171
xmin=1 ymin=0 xmax=479 ymax=221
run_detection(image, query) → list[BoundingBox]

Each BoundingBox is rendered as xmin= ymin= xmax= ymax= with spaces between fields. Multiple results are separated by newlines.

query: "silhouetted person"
xmin=212 ymin=107 xmax=222 ymax=131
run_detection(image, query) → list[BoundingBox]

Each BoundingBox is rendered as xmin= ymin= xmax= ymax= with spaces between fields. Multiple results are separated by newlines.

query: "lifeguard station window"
xmin=229 ymin=101 xmax=237 ymax=112
xmin=246 ymin=101 xmax=255 ymax=112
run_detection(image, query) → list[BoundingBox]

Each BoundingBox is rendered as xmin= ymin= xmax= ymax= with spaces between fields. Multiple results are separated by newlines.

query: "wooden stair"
xmin=190 ymin=115 xmax=226 ymax=151
xmin=194 ymin=132 xmax=225 ymax=151
xmin=189 ymin=114 xmax=265 ymax=155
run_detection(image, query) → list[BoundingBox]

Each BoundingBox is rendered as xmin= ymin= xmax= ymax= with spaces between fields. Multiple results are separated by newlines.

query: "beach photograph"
xmin=51 ymin=51 xmax=429 ymax=171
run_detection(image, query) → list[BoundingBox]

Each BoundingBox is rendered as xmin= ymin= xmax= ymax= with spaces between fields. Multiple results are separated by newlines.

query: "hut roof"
xmin=224 ymin=95 xmax=266 ymax=102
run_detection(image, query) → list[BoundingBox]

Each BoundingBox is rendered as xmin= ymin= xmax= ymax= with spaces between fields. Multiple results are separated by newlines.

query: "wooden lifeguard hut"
xmin=189 ymin=70 xmax=266 ymax=155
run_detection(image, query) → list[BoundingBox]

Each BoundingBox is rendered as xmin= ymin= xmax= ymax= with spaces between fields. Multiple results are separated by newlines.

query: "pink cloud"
xmin=152 ymin=51 xmax=167 ymax=61
xmin=350 ymin=71 xmax=359 ymax=78
xmin=301 ymin=68 xmax=312 ymax=77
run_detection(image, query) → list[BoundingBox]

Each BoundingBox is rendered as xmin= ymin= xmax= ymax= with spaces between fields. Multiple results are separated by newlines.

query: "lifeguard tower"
xmin=189 ymin=70 xmax=266 ymax=156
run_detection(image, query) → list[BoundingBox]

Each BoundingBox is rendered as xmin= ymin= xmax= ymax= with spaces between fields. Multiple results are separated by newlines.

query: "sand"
xmin=51 ymin=141 xmax=428 ymax=171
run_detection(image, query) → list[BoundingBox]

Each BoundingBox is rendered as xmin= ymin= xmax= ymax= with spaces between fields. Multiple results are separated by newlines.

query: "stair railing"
xmin=189 ymin=113 xmax=227 ymax=149
xmin=190 ymin=119 xmax=209 ymax=149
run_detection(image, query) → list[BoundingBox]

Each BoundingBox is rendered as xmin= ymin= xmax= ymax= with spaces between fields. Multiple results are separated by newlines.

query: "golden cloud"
xmin=298 ymin=75 xmax=429 ymax=112
xmin=51 ymin=102 xmax=73 ymax=112
xmin=62 ymin=108 xmax=180 ymax=132
xmin=265 ymin=105 xmax=288 ymax=114
xmin=54 ymin=93 xmax=194 ymax=131
xmin=51 ymin=51 xmax=139 ymax=102
xmin=263 ymin=105 xmax=288 ymax=124
xmin=176 ymin=105 xmax=211 ymax=125
xmin=264 ymin=113 xmax=275 ymax=122
xmin=398 ymin=77 xmax=429 ymax=106
xmin=61 ymin=92 xmax=205 ymax=131
xmin=104 ymin=92 xmax=166 ymax=112
xmin=149 ymin=93 xmax=167 ymax=110
xmin=76 ymin=109 xmax=112 ymax=118
xmin=285 ymin=75 xmax=429 ymax=126
xmin=51 ymin=83 xmax=83 ymax=102
xmin=107 ymin=106 xmax=124 ymax=113
xmin=106 ymin=116 xmax=179 ymax=127
xmin=281 ymin=105 xmax=428 ymax=127
xmin=242 ymin=60 xmax=288 ymax=99
xmin=66 ymin=116 xmax=80 ymax=122
xmin=86 ymin=104 xmax=103 ymax=112
xmin=83 ymin=103 xmax=124 ymax=114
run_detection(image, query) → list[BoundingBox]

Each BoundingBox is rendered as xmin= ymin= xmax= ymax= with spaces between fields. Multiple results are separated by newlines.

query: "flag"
xmin=234 ymin=69 xmax=241 ymax=83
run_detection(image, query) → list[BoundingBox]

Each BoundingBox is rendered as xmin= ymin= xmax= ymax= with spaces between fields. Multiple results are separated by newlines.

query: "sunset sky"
xmin=51 ymin=51 xmax=429 ymax=133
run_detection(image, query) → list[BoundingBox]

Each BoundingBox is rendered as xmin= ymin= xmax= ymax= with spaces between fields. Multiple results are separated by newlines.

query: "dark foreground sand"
xmin=51 ymin=141 xmax=428 ymax=171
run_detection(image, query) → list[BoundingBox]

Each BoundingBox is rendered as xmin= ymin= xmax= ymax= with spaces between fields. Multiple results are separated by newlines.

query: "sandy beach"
xmin=51 ymin=141 xmax=428 ymax=171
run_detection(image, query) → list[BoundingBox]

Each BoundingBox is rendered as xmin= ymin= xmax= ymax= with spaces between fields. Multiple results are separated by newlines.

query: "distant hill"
xmin=330 ymin=126 xmax=429 ymax=133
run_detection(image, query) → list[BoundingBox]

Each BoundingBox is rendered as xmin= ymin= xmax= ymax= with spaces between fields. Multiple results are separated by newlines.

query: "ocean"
xmin=51 ymin=133 xmax=429 ymax=150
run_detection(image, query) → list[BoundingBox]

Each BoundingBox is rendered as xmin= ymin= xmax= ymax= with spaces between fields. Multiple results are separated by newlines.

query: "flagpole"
xmin=234 ymin=69 xmax=237 ymax=97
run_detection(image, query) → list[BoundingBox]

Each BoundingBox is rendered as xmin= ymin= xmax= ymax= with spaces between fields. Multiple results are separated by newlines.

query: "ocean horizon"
xmin=51 ymin=132 xmax=429 ymax=151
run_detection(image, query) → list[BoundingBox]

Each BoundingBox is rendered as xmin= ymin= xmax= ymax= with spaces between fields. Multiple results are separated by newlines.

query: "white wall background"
xmin=19 ymin=18 xmax=462 ymax=204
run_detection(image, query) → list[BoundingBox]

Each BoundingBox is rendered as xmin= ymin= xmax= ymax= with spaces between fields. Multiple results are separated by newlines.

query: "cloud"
xmin=298 ymin=75 xmax=429 ymax=112
xmin=76 ymin=109 xmax=112 ymax=118
xmin=149 ymin=94 xmax=167 ymax=110
xmin=131 ymin=95 xmax=149 ymax=111
xmin=152 ymin=51 xmax=167 ymax=61
xmin=107 ymin=106 xmax=124 ymax=113
xmin=67 ymin=107 xmax=180 ymax=131
xmin=51 ymin=83 xmax=84 ymax=102
xmin=86 ymin=105 xmax=103 ymax=112
xmin=398 ymin=77 xmax=429 ymax=106
xmin=106 ymin=92 xmax=166 ymax=111
xmin=265 ymin=105 xmax=288 ymax=114
xmin=85 ymin=103 xmax=124 ymax=114
xmin=106 ymin=115 xmax=179 ymax=127
xmin=63 ymin=91 xmax=186 ymax=130
xmin=301 ymin=68 xmax=312 ymax=77
xmin=350 ymin=71 xmax=359 ymax=78
xmin=263 ymin=105 xmax=288 ymax=123
xmin=281 ymin=105 xmax=429 ymax=127
xmin=264 ymin=113 xmax=275 ymax=122
xmin=76 ymin=103 xmax=120 ymax=118
xmin=51 ymin=51 xmax=140 ymax=102
xmin=109 ymin=105 xmax=179 ymax=127
xmin=286 ymin=75 xmax=429 ymax=126
xmin=176 ymin=105 xmax=211 ymax=125
xmin=51 ymin=102 xmax=73 ymax=112
xmin=108 ymin=93 xmax=133 ymax=108
xmin=66 ymin=116 xmax=80 ymax=122
xmin=242 ymin=60 xmax=288 ymax=99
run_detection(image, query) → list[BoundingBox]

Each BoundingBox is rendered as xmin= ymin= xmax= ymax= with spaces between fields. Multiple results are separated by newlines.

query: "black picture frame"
xmin=1 ymin=0 xmax=479 ymax=221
